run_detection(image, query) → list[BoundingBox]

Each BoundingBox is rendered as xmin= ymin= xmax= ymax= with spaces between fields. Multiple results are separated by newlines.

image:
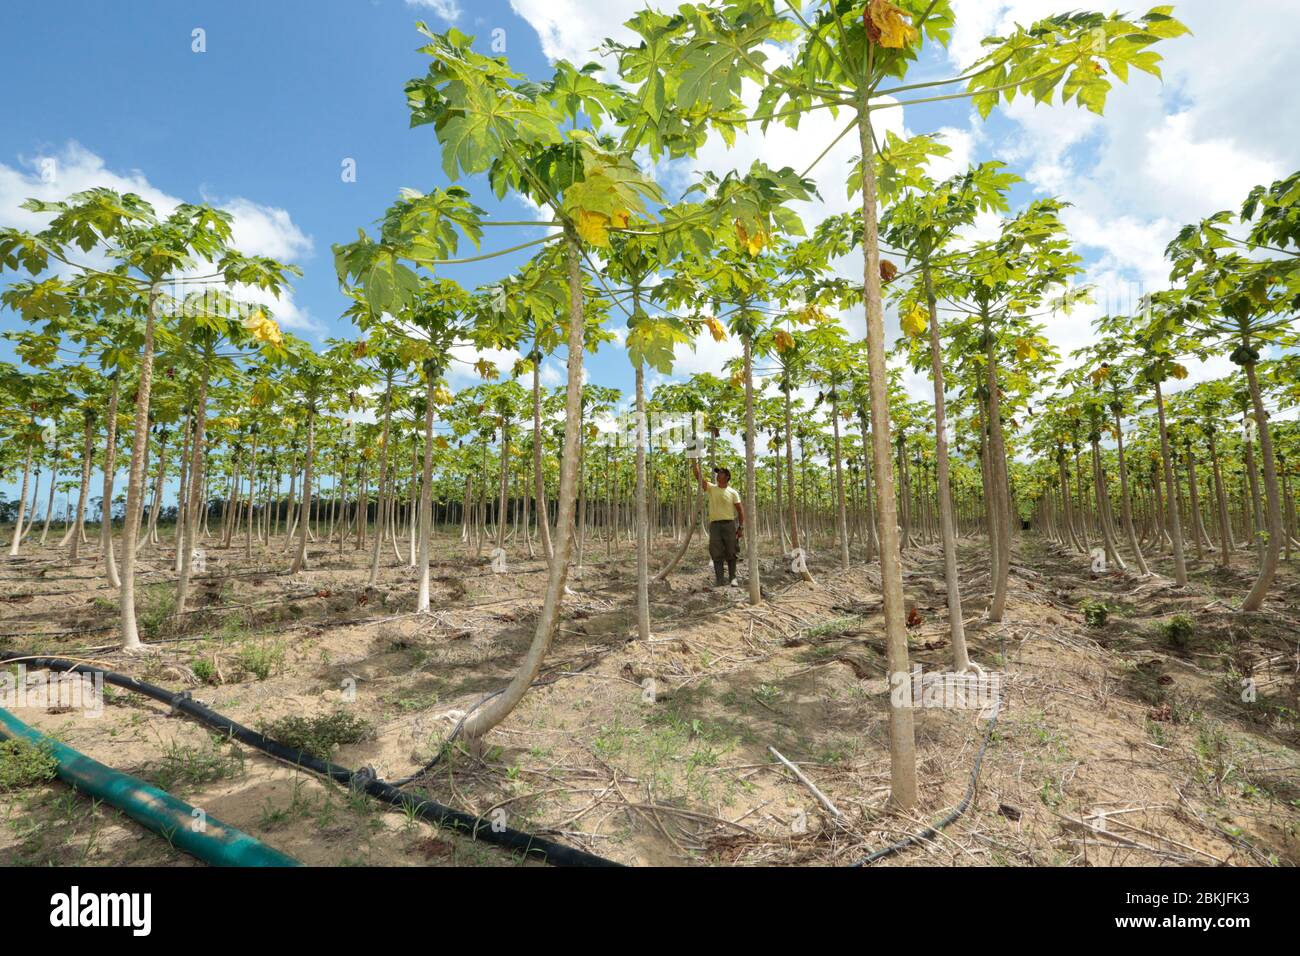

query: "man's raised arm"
xmin=691 ymin=458 xmax=708 ymax=491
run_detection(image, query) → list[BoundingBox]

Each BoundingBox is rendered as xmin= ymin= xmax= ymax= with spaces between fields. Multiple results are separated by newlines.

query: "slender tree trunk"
xmin=830 ymin=390 xmax=851 ymax=572
xmin=1153 ymin=379 xmax=1188 ymax=586
xmin=1113 ymin=409 xmax=1150 ymax=574
xmin=119 ymin=285 xmax=160 ymax=650
xmin=1242 ymin=359 xmax=1282 ymax=611
xmin=417 ymin=372 xmax=437 ymax=612
xmin=982 ymin=311 xmax=1010 ymax=621
xmin=858 ymin=97 xmax=916 ymax=811
xmin=1207 ymin=430 xmax=1233 ymax=566
xmin=39 ymin=455 xmax=59 ymax=547
xmin=633 ymin=360 xmax=650 ymax=641
xmin=495 ymin=415 xmax=510 ymax=553
xmin=742 ymin=331 xmax=762 ymax=606
xmin=922 ymin=261 xmax=968 ymax=670
xmin=368 ymin=374 xmax=395 ymax=587
xmin=176 ymin=362 xmax=211 ymax=611
xmin=782 ymin=381 xmax=814 ymax=583
xmin=7 ymin=448 xmax=33 ymax=556
xmin=289 ymin=407 xmax=316 ymax=574
xmin=101 ymin=375 xmax=122 ymax=587
xmin=67 ymin=411 xmax=95 ymax=558
xmin=463 ymin=225 xmax=587 ymax=741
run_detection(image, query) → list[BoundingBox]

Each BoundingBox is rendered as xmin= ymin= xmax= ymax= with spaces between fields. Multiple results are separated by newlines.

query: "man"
xmin=692 ymin=459 xmax=745 ymax=587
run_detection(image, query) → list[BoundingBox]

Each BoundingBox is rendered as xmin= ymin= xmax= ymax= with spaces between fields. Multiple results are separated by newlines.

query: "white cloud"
xmin=950 ymin=0 xmax=1299 ymax=290
xmin=1140 ymin=112 xmax=1281 ymax=220
xmin=0 ymin=142 xmax=317 ymax=335
xmin=667 ymin=324 xmax=744 ymax=379
xmin=446 ymin=342 xmax=523 ymax=384
xmin=508 ymin=0 xmax=648 ymax=65
xmin=406 ymin=0 xmax=462 ymax=23
xmin=219 ymin=197 xmax=313 ymax=262
xmin=538 ymin=358 xmax=566 ymax=387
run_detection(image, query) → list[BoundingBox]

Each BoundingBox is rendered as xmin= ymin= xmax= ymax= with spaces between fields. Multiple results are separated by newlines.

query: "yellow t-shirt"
xmin=705 ymin=481 xmax=741 ymax=522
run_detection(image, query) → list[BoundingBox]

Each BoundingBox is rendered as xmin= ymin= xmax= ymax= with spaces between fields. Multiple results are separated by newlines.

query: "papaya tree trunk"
xmin=858 ymin=97 xmax=916 ymax=811
xmin=7 ymin=447 xmax=32 ymax=557
xmin=176 ymin=359 xmax=211 ymax=611
xmin=1112 ymin=408 xmax=1150 ymax=574
xmin=289 ymin=405 xmax=316 ymax=575
xmin=417 ymin=371 xmax=436 ymax=612
xmin=1153 ymin=378 xmax=1188 ymax=586
xmin=922 ymin=260 xmax=969 ymax=670
xmin=1242 ymin=358 xmax=1282 ymax=611
xmin=634 ymin=360 xmax=650 ymax=641
xmin=100 ymin=374 xmax=121 ymax=588
xmin=742 ymin=330 xmax=762 ymax=606
xmin=66 ymin=411 xmax=94 ymax=558
xmin=119 ymin=283 xmax=159 ymax=651
xmin=463 ymin=225 xmax=587 ymax=741
xmin=368 ymin=373 xmax=395 ymax=587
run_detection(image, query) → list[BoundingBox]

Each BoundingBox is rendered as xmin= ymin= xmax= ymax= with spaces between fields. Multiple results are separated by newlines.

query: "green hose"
xmin=0 ymin=706 xmax=300 ymax=867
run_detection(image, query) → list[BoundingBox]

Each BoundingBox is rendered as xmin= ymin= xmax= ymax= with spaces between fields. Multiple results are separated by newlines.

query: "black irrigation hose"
xmin=851 ymin=635 xmax=1007 ymax=867
xmin=0 ymin=651 xmax=621 ymax=868
xmin=850 ymin=710 xmax=999 ymax=866
xmin=387 ymin=688 xmax=500 ymax=787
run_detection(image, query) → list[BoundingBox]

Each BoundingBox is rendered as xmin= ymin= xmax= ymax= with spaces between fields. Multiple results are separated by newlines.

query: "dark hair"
xmin=714 ymin=466 xmax=731 ymax=479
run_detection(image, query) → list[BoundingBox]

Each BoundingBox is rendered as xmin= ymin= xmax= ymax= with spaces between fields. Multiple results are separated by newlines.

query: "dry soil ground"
xmin=1 ymin=526 xmax=1297 ymax=867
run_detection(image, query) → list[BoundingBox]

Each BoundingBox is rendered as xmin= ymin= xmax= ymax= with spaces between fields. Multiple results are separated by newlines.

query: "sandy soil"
xmin=1 ymin=525 xmax=1297 ymax=867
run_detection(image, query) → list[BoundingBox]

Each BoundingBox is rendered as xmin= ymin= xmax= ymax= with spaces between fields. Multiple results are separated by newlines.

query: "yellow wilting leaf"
xmin=585 ymin=423 xmax=599 ymax=441
xmin=576 ymin=209 xmax=612 ymax=247
xmin=866 ymin=0 xmax=919 ymax=49
xmin=242 ymin=309 xmax=283 ymax=346
xmin=473 ymin=359 xmax=497 ymax=380
xmin=773 ymin=329 xmax=795 ymax=353
xmin=1015 ymin=339 xmax=1039 ymax=362
xmin=735 ymin=219 xmax=767 ymax=256
xmin=1171 ymin=363 xmax=1189 ymax=380
xmin=729 ymin=371 xmax=744 ymax=388
xmin=704 ymin=315 xmax=728 ymax=342
xmin=432 ymin=385 xmax=454 ymax=405
xmin=433 ymin=436 xmax=450 ymax=450
xmin=900 ymin=306 xmax=928 ymax=337
xmin=351 ymin=340 xmax=369 ymax=359
xmin=797 ymin=304 xmax=830 ymax=325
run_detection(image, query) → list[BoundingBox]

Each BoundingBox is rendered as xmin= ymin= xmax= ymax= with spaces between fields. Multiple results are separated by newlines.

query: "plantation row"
xmin=2 ymin=2 xmax=1296 ymax=812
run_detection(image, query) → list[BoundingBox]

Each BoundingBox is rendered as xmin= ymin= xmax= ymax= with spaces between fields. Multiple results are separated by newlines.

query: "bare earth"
xmin=1 ymin=528 xmax=1297 ymax=867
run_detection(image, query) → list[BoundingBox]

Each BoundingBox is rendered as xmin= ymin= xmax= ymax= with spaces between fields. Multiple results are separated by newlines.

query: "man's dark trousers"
xmin=708 ymin=518 xmax=738 ymax=584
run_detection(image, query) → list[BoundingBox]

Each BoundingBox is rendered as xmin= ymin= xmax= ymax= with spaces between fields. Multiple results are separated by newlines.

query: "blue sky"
xmin=3 ymin=0 xmax=1298 ymax=499
xmin=1 ymin=1 xmax=565 ymax=354
xmin=1 ymin=0 xmax=984 ymax=394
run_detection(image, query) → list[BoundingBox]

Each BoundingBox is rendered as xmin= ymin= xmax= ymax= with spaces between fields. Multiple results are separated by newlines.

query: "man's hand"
xmin=736 ymin=522 xmax=744 ymax=540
